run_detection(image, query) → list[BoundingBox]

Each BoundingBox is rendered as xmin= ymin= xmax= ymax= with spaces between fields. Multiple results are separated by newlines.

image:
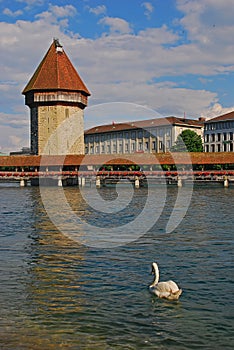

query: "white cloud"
xmin=99 ymin=17 xmax=133 ymax=34
xmin=3 ymin=8 xmax=23 ymax=17
xmin=17 ymin=0 xmax=44 ymax=6
xmin=36 ymin=4 xmax=77 ymax=25
xmin=142 ymin=2 xmax=154 ymax=19
xmin=0 ymin=112 xmax=28 ymax=129
xmin=0 ymin=0 xmax=234 ymax=152
xmin=85 ymin=81 xmax=217 ymax=126
xmin=88 ymin=5 xmax=107 ymax=16
xmin=0 ymin=112 xmax=29 ymax=153
xmin=176 ymin=0 xmax=234 ymax=54
xmin=201 ymin=103 xmax=234 ymax=120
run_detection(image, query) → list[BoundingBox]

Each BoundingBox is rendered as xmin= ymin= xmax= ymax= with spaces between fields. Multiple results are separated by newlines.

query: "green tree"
xmin=171 ymin=129 xmax=203 ymax=152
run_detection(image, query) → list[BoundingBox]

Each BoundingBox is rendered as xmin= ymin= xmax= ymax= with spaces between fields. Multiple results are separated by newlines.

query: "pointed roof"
xmin=22 ymin=39 xmax=90 ymax=95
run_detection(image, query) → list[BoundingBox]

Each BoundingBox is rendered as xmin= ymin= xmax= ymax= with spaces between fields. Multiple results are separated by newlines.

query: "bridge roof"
xmin=0 ymin=153 xmax=233 ymax=167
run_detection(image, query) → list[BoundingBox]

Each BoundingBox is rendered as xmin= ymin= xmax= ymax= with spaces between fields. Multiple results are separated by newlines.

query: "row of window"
xmin=204 ymin=132 xmax=233 ymax=143
xmin=85 ymin=128 xmax=171 ymax=143
xmin=85 ymin=140 xmax=170 ymax=154
xmin=204 ymin=121 xmax=234 ymax=131
xmin=205 ymin=142 xmax=234 ymax=152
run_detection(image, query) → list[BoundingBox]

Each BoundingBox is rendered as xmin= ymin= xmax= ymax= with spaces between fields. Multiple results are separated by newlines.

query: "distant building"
xmin=10 ymin=147 xmax=31 ymax=156
xmin=22 ymin=38 xmax=90 ymax=155
xmin=84 ymin=116 xmax=204 ymax=155
xmin=204 ymin=111 xmax=234 ymax=152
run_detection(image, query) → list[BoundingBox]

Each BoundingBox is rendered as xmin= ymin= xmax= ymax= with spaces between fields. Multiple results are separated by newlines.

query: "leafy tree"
xmin=171 ymin=129 xmax=203 ymax=152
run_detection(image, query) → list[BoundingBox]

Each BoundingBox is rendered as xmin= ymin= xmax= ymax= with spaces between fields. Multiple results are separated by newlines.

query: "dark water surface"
xmin=0 ymin=185 xmax=233 ymax=349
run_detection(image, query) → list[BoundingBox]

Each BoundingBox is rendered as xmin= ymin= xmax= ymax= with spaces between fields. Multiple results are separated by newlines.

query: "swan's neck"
xmin=152 ymin=263 xmax=159 ymax=286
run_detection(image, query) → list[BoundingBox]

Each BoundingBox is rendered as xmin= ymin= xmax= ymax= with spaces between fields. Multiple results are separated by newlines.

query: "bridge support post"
xmin=20 ymin=179 xmax=27 ymax=187
xmin=78 ymin=176 xmax=82 ymax=187
xmin=224 ymin=176 xmax=229 ymax=188
xmin=58 ymin=176 xmax=63 ymax=187
xmin=135 ymin=176 xmax=140 ymax=189
xmin=177 ymin=176 xmax=183 ymax=187
xmin=78 ymin=176 xmax=86 ymax=187
xmin=96 ymin=176 xmax=101 ymax=188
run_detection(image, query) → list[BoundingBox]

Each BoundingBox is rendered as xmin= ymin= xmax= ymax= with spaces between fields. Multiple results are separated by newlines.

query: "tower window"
xmin=65 ymin=108 xmax=69 ymax=118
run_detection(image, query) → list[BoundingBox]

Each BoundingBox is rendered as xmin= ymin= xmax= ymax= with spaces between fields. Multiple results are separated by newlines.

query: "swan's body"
xmin=149 ymin=262 xmax=182 ymax=300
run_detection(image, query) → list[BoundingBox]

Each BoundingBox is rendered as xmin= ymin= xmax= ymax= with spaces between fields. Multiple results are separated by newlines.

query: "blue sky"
xmin=0 ymin=0 xmax=234 ymax=153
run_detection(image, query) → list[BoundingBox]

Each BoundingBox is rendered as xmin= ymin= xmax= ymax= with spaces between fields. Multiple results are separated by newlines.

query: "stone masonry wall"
xmin=37 ymin=105 xmax=84 ymax=155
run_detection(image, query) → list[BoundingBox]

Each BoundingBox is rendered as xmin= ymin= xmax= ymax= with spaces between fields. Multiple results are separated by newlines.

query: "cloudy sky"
xmin=0 ymin=0 xmax=234 ymax=153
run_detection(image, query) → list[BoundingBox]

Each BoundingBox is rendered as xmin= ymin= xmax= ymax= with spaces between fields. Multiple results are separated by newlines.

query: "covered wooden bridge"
xmin=0 ymin=152 xmax=233 ymax=187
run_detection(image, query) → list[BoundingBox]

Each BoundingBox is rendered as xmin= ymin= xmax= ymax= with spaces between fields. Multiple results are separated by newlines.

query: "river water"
xmin=0 ymin=184 xmax=233 ymax=349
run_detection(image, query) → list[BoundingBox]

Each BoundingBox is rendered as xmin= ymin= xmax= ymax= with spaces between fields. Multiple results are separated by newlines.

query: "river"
xmin=0 ymin=184 xmax=233 ymax=349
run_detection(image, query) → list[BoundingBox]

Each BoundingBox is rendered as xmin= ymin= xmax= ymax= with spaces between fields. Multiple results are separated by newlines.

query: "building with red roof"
xmin=84 ymin=116 xmax=204 ymax=155
xmin=22 ymin=38 xmax=90 ymax=155
xmin=204 ymin=111 xmax=234 ymax=152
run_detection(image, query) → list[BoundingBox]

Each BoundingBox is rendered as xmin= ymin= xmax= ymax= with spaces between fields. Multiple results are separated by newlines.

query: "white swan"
xmin=149 ymin=262 xmax=182 ymax=300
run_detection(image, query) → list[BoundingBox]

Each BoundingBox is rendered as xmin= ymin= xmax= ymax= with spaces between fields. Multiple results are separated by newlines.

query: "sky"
xmin=0 ymin=0 xmax=234 ymax=154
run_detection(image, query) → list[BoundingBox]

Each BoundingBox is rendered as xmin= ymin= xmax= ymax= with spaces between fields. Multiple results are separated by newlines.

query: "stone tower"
xmin=22 ymin=39 xmax=90 ymax=155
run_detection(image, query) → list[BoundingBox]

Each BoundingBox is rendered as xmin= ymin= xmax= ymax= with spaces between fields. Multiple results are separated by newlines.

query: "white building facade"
xmin=204 ymin=111 xmax=234 ymax=152
xmin=84 ymin=116 xmax=204 ymax=155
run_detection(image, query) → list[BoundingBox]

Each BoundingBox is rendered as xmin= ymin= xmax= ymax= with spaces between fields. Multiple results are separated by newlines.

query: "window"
xmin=138 ymin=142 xmax=143 ymax=151
xmin=211 ymin=134 xmax=215 ymax=142
xmin=145 ymin=141 xmax=149 ymax=151
xmin=166 ymin=128 xmax=171 ymax=136
xmin=131 ymin=142 xmax=136 ymax=152
xmin=152 ymin=141 xmax=156 ymax=151
xmin=159 ymin=129 xmax=163 ymax=137
xmin=217 ymin=133 xmax=221 ymax=142
xmin=125 ymin=143 xmax=129 ymax=152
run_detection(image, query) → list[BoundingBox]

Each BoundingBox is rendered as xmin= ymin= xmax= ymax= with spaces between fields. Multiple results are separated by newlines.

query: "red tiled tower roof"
xmin=22 ymin=39 xmax=90 ymax=96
